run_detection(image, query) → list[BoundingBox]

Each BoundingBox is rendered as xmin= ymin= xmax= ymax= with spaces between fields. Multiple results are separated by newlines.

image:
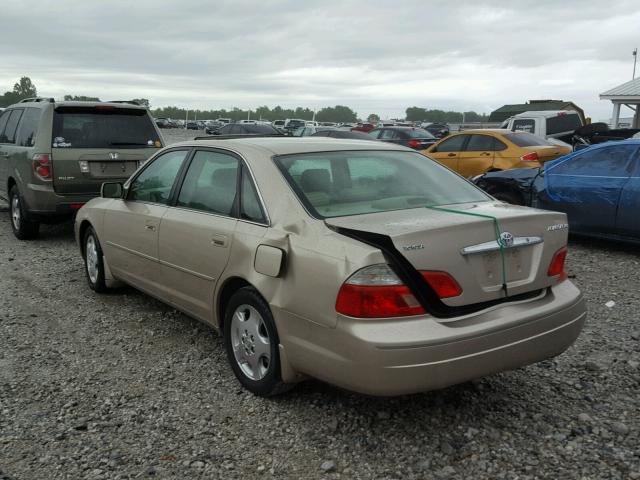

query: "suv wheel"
xmin=83 ymin=227 xmax=108 ymax=293
xmin=223 ymin=287 xmax=291 ymax=396
xmin=9 ymin=185 xmax=39 ymax=240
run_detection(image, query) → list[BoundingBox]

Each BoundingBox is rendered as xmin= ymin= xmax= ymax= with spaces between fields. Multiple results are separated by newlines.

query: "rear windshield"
xmin=287 ymin=120 xmax=305 ymax=127
xmin=245 ymin=124 xmax=280 ymax=134
xmin=503 ymin=132 xmax=553 ymax=147
xmin=274 ymin=150 xmax=489 ymax=218
xmin=52 ymin=107 xmax=160 ymax=149
xmin=406 ymin=128 xmax=436 ymax=139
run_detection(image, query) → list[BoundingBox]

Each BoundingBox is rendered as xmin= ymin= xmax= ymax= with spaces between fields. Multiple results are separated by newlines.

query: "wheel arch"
xmin=78 ymin=220 xmax=94 ymax=257
xmin=216 ymin=276 xmax=254 ymax=330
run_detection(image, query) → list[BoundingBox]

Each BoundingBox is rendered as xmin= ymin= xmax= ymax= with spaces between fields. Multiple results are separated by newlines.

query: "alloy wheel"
xmin=230 ymin=304 xmax=271 ymax=380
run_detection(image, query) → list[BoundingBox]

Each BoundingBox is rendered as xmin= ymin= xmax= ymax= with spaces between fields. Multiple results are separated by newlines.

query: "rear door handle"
xmin=447 ymin=153 xmax=456 ymax=157
xmin=211 ymin=234 xmax=228 ymax=247
xmin=144 ymin=224 xmax=156 ymax=231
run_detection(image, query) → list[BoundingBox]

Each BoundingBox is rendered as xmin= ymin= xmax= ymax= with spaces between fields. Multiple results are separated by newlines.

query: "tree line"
xmin=1 ymin=77 xmax=489 ymax=123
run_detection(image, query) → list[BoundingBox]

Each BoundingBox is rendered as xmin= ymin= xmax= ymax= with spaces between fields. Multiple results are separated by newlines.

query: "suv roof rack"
xmin=18 ymin=97 xmax=55 ymax=104
xmin=194 ymin=133 xmax=286 ymax=140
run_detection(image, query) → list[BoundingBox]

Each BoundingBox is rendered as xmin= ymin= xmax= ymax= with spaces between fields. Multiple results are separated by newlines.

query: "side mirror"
xmin=101 ymin=182 xmax=124 ymax=199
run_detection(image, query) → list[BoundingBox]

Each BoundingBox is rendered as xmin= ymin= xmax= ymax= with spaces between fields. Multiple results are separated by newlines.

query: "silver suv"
xmin=0 ymin=98 xmax=163 ymax=239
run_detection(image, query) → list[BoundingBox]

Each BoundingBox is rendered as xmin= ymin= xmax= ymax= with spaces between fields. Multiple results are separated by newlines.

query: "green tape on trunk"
xmin=426 ymin=205 xmax=508 ymax=296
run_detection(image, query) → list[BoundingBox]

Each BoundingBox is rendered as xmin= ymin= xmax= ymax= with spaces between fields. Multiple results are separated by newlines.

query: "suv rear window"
xmin=52 ymin=106 xmax=160 ymax=149
xmin=503 ymin=132 xmax=553 ymax=147
xmin=546 ymin=114 xmax=581 ymax=135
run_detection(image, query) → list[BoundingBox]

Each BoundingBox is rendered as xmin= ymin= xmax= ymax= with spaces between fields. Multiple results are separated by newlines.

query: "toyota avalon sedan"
xmin=75 ymin=137 xmax=586 ymax=396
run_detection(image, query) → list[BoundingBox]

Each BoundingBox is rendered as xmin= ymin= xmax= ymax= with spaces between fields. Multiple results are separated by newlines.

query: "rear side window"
xmin=465 ymin=134 xmax=496 ymax=151
xmin=379 ymin=130 xmax=397 ymax=140
xmin=128 ymin=150 xmax=188 ymax=204
xmin=512 ymin=119 xmax=535 ymax=133
xmin=240 ymin=168 xmax=267 ymax=223
xmin=52 ymin=107 xmax=160 ymax=149
xmin=504 ymin=132 xmax=553 ymax=147
xmin=434 ymin=134 xmax=467 ymax=152
xmin=16 ymin=108 xmax=43 ymax=147
xmin=0 ymin=109 xmax=24 ymax=144
xmin=177 ymin=150 xmax=239 ymax=216
xmin=0 ymin=111 xmax=10 ymax=141
xmin=546 ymin=114 xmax=581 ymax=135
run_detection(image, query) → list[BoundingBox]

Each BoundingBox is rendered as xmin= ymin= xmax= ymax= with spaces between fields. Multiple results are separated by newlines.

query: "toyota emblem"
xmin=499 ymin=232 xmax=514 ymax=248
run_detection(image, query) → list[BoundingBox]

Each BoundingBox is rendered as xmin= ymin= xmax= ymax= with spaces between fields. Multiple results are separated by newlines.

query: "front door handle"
xmin=144 ymin=224 xmax=156 ymax=232
xmin=447 ymin=153 xmax=456 ymax=157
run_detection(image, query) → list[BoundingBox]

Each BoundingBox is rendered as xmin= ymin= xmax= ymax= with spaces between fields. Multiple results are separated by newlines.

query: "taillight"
xmin=33 ymin=154 xmax=52 ymax=180
xmin=520 ymin=152 xmax=539 ymax=162
xmin=548 ymin=246 xmax=568 ymax=281
xmin=408 ymin=140 xmax=422 ymax=149
xmin=336 ymin=265 xmax=425 ymax=318
xmin=421 ymin=271 xmax=462 ymax=298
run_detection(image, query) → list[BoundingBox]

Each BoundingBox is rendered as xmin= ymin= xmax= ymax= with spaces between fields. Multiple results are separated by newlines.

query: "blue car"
xmin=474 ymin=140 xmax=640 ymax=243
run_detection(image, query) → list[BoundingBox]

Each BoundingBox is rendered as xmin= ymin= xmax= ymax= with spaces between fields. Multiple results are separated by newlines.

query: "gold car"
xmin=424 ymin=129 xmax=571 ymax=177
xmin=75 ymin=138 xmax=585 ymax=396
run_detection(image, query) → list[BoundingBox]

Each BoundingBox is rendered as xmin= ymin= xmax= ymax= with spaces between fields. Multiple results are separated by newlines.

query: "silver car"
xmin=75 ymin=137 xmax=586 ymax=396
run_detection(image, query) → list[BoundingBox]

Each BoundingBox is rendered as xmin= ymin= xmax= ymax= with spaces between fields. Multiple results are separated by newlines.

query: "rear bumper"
xmin=21 ymin=182 xmax=98 ymax=219
xmin=277 ymin=280 xmax=585 ymax=396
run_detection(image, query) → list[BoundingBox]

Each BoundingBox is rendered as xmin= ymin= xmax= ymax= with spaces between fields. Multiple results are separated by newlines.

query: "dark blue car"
xmin=474 ymin=140 xmax=640 ymax=243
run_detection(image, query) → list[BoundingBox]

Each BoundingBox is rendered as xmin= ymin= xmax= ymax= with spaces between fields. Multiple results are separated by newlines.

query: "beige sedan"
xmin=75 ymin=137 xmax=586 ymax=396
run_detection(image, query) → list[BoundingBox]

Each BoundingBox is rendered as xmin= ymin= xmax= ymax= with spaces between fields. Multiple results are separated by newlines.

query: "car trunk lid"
xmin=325 ymin=201 xmax=568 ymax=307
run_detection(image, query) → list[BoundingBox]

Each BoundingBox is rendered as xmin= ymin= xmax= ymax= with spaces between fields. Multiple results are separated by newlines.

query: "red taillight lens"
xmin=408 ymin=140 xmax=422 ymax=149
xmin=336 ymin=284 xmax=425 ymax=318
xmin=335 ymin=265 xmax=425 ymax=318
xmin=520 ymin=152 xmax=539 ymax=162
xmin=420 ymin=271 xmax=463 ymax=298
xmin=548 ymin=246 xmax=568 ymax=281
xmin=33 ymin=154 xmax=52 ymax=180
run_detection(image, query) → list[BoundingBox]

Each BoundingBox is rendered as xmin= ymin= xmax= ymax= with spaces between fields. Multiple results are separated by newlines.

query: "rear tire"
xmin=223 ymin=287 xmax=291 ymax=396
xmin=9 ymin=185 xmax=39 ymax=240
xmin=492 ymin=190 xmax=523 ymax=206
xmin=83 ymin=226 xmax=108 ymax=293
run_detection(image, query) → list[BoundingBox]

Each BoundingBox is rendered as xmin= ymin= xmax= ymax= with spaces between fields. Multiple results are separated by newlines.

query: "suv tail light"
xmin=336 ymin=265 xmax=425 ymax=318
xmin=33 ymin=154 xmax=52 ymax=180
xmin=421 ymin=271 xmax=462 ymax=298
xmin=408 ymin=140 xmax=422 ymax=149
xmin=547 ymin=246 xmax=568 ymax=281
xmin=520 ymin=152 xmax=539 ymax=162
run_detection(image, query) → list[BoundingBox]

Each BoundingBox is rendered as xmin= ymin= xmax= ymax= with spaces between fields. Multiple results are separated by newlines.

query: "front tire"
xmin=9 ymin=185 xmax=39 ymax=240
xmin=83 ymin=227 xmax=108 ymax=293
xmin=223 ymin=287 xmax=290 ymax=396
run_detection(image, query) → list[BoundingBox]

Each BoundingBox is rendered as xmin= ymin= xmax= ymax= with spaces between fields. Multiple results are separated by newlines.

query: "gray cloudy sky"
xmin=1 ymin=0 xmax=638 ymax=120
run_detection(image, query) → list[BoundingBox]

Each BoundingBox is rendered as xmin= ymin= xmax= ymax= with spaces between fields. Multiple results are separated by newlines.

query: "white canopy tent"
xmin=600 ymin=77 xmax=640 ymax=128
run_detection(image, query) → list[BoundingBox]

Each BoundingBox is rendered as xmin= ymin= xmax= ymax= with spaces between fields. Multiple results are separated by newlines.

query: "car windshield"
xmin=274 ymin=150 xmax=489 ymax=218
xmin=52 ymin=106 xmax=160 ymax=148
xmin=504 ymin=132 xmax=553 ymax=147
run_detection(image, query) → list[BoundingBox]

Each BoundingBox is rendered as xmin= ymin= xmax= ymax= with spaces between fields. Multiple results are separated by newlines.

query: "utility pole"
xmin=633 ymin=48 xmax=638 ymax=80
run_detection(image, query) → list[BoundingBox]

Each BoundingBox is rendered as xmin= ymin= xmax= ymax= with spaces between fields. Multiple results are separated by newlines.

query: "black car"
xmin=186 ymin=121 xmax=200 ymax=130
xmin=206 ymin=123 xmax=283 ymax=136
xmin=423 ymin=122 xmax=450 ymax=138
xmin=311 ymin=130 xmax=376 ymax=140
xmin=368 ymin=127 xmax=437 ymax=150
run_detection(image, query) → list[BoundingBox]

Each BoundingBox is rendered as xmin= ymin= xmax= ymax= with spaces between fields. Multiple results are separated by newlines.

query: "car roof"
xmin=172 ymin=136 xmax=401 ymax=156
xmin=450 ymin=129 xmax=525 ymax=135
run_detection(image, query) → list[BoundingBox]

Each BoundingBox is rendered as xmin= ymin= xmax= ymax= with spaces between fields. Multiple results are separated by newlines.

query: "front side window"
xmin=128 ymin=150 xmax=188 ymax=204
xmin=275 ymin=150 xmax=489 ymax=218
xmin=0 ymin=111 xmax=11 ymax=141
xmin=177 ymin=150 xmax=239 ymax=216
xmin=512 ymin=119 xmax=535 ymax=133
xmin=379 ymin=129 xmax=397 ymax=140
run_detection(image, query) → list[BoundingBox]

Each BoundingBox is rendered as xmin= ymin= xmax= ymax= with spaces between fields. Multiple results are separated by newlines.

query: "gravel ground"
xmin=0 ymin=135 xmax=639 ymax=479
